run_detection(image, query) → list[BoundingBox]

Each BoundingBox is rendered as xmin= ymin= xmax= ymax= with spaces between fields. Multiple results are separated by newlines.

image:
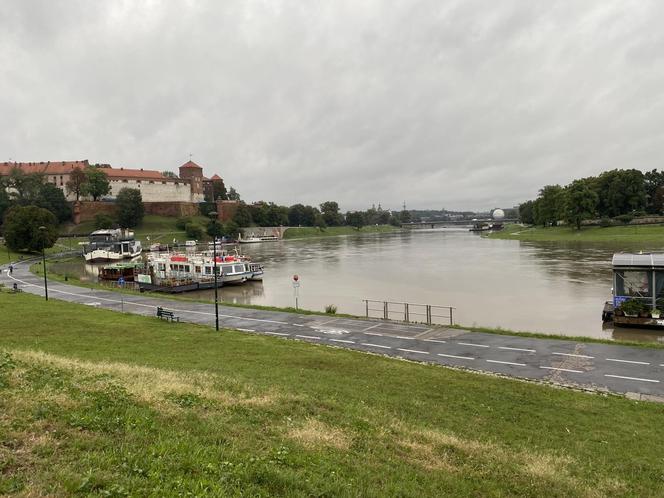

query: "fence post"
xmin=365 ymin=300 xmax=369 ymax=318
xmin=384 ymin=301 xmax=388 ymax=320
xmin=426 ymin=305 xmax=431 ymax=325
xmin=404 ymin=303 xmax=409 ymax=322
xmin=449 ymin=307 xmax=454 ymax=326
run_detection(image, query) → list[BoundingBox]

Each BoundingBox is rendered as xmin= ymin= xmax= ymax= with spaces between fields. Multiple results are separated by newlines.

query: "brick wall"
xmin=215 ymin=200 xmax=239 ymax=222
xmin=75 ymin=201 xmax=200 ymax=224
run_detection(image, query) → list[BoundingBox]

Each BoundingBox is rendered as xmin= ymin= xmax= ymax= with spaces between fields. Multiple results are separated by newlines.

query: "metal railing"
xmin=362 ymin=299 xmax=455 ymax=326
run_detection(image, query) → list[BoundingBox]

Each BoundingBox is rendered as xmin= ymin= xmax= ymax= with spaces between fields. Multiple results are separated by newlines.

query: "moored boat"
xmin=98 ymin=262 xmax=144 ymax=281
xmin=602 ymin=253 xmax=664 ymax=328
xmin=84 ymin=229 xmax=142 ymax=263
xmin=137 ymin=250 xmax=263 ymax=293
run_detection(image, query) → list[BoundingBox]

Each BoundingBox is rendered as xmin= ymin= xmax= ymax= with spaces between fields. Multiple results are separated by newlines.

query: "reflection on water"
xmin=50 ymin=229 xmax=664 ymax=342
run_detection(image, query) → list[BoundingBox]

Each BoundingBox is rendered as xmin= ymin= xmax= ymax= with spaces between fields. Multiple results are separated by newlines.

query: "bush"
xmin=599 ymin=218 xmax=612 ymax=228
xmin=615 ymin=214 xmax=633 ymax=225
xmin=176 ymin=217 xmax=191 ymax=230
xmin=185 ymin=222 xmax=204 ymax=240
xmin=324 ymin=304 xmax=337 ymax=314
xmin=94 ymin=214 xmax=114 ymax=229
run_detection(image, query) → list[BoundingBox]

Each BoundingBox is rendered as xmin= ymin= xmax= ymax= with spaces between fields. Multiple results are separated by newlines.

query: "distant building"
xmin=0 ymin=159 xmax=211 ymax=203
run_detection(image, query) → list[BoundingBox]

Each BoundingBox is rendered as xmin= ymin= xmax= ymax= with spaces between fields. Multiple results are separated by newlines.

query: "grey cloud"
xmin=2 ymin=0 xmax=664 ymax=210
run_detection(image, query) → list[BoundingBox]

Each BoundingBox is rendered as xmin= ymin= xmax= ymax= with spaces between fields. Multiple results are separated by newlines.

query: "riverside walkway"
xmin=2 ymin=258 xmax=664 ymax=400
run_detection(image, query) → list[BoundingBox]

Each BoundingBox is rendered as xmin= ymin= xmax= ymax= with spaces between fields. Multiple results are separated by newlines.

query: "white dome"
xmin=492 ymin=209 xmax=505 ymax=220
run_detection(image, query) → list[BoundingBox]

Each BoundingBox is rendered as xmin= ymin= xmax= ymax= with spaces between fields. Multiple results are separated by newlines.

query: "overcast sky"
xmin=2 ymin=1 xmax=663 ymax=211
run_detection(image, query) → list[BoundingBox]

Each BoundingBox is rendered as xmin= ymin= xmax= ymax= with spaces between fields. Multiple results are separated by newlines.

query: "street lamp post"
xmin=208 ymin=211 xmax=220 ymax=331
xmin=38 ymin=226 xmax=48 ymax=301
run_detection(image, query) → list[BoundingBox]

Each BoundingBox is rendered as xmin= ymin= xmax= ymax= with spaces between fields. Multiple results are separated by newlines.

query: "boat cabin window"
xmin=205 ymin=266 xmax=212 ymax=275
xmin=222 ymin=266 xmax=232 ymax=275
xmin=158 ymin=263 xmax=165 ymax=271
xmin=615 ymin=270 xmax=652 ymax=297
xmin=195 ymin=266 xmax=201 ymax=273
xmin=234 ymin=265 xmax=244 ymax=273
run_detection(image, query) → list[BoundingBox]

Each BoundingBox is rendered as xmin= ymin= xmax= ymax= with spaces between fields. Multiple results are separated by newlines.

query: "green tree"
xmin=232 ymin=203 xmax=253 ymax=227
xmin=400 ymin=209 xmax=412 ymax=224
xmin=206 ymin=219 xmax=223 ymax=239
xmin=537 ymin=185 xmax=564 ymax=226
xmin=37 ymin=183 xmax=72 ymax=223
xmin=265 ymin=203 xmax=288 ymax=226
xmin=185 ymin=222 xmax=204 ymax=239
xmin=7 ymin=168 xmax=43 ymax=204
xmin=288 ymin=204 xmax=307 ymax=226
xmin=212 ymin=179 xmax=227 ymax=201
xmin=518 ymin=200 xmax=535 ymax=225
xmin=0 ymin=180 xmax=11 ymax=225
xmin=162 ymin=171 xmax=177 ymax=178
xmin=223 ymin=220 xmax=240 ymax=239
xmin=66 ymin=168 xmax=87 ymax=201
xmin=564 ymin=179 xmax=598 ymax=229
xmin=3 ymin=205 xmax=58 ymax=252
xmin=82 ymin=168 xmax=111 ymax=201
xmin=596 ymin=169 xmax=646 ymax=217
xmin=345 ymin=211 xmax=365 ymax=230
xmin=116 ymin=188 xmax=144 ymax=228
xmin=94 ymin=214 xmax=114 ymax=229
xmin=227 ymin=187 xmax=241 ymax=201
xmin=644 ymin=169 xmax=664 ymax=214
xmin=320 ymin=201 xmax=343 ymax=226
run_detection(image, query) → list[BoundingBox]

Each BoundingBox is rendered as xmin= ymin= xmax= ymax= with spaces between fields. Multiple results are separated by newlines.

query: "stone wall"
xmin=75 ymin=201 xmax=199 ymax=224
xmin=144 ymin=202 xmax=200 ymax=217
xmin=108 ymin=179 xmax=200 ymax=202
xmin=77 ymin=201 xmax=118 ymax=223
xmin=215 ymin=200 xmax=240 ymax=222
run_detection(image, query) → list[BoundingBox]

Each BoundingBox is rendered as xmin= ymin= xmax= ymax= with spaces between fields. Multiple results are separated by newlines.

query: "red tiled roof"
xmin=0 ymin=160 xmax=89 ymax=176
xmin=105 ymin=168 xmax=167 ymax=180
xmin=210 ymin=174 xmax=222 ymax=180
xmin=180 ymin=160 xmax=202 ymax=169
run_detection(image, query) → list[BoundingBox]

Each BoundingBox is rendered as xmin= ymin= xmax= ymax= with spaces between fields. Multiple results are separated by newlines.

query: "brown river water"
xmin=52 ymin=229 xmax=664 ymax=343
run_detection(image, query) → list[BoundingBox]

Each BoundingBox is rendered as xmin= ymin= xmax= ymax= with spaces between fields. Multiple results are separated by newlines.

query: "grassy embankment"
xmin=489 ymin=223 xmax=664 ymax=243
xmin=63 ymin=214 xmax=211 ymax=243
xmin=284 ymin=225 xmax=398 ymax=239
xmin=1 ymin=291 xmax=664 ymax=496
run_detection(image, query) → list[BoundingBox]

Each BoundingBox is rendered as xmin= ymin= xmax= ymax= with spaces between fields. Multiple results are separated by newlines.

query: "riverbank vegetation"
xmin=1 ymin=291 xmax=664 ymax=496
xmin=283 ymin=224 xmax=398 ymax=239
xmin=490 ymin=223 xmax=664 ymax=244
xmin=518 ymin=168 xmax=664 ymax=229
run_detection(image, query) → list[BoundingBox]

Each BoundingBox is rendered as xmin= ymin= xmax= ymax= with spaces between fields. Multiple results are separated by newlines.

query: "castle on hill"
xmin=0 ymin=159 xmax=222 ymax=203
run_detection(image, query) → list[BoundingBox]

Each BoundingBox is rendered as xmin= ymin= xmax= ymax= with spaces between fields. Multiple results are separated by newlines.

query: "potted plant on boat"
xmin=619 ymin=299 xmax=645 ymax=318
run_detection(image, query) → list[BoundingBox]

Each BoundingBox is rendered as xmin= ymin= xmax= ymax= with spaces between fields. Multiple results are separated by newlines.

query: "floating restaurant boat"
xmin=136 ymin=251 xmax=264 ymax=293
xmin=98 ymin=262 xmax=144 ymax=281
xmin=83 ymin=229 xmax=142 ymax=263
xmin=238 ymin=233 xmax=280 ymax=244
xmin=602 ymin=253 xmax=664 ymax=328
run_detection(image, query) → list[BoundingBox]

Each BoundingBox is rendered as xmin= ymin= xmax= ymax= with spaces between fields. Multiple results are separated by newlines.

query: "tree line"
xmin=208 ymin=200 xmax=411 ymax=230
xmin=518 ymin=169 xmax=664 ymax=229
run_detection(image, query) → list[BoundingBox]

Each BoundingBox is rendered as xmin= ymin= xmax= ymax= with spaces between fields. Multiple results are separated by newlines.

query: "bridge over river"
xmin=401 ymin=219 xmax=517 ymax=228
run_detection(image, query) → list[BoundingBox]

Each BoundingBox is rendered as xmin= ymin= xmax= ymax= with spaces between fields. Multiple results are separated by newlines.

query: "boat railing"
xmin=362 ymin=299 xmax=455 ymax=326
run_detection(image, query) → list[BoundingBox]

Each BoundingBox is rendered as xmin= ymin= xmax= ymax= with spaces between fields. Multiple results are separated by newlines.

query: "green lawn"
xmin=489 ymin=223 xmax=664 ymax=243
xmin=284 ymin=225 xmax=398 ymax=239
xmin=63 ymin=214 xmax=211 ymax=243
xmin=1 ymin=292 xmax=663 ymax=496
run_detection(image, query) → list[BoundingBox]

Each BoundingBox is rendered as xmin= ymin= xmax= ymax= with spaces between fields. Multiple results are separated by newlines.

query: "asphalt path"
xmin=3 ymin=258 xmax=664 ymax=400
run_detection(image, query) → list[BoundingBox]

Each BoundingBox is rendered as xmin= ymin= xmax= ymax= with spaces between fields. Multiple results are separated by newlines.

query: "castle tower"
xmin=179 ymin=160 xmax=204 ymax=195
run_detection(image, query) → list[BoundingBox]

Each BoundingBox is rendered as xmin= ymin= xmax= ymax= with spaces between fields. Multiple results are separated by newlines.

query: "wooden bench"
xmin=156 ymin=306 xmax=179 ymax=322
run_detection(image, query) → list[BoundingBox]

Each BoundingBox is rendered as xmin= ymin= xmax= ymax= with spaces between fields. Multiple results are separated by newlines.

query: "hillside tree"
xmin=3 ymin=206 xmax=58 ymax=252
xmin=116 ymin=188 xmax=144 ymax=228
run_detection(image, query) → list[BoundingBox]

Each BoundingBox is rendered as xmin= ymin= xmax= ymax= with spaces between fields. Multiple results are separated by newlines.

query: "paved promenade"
xmin=3 ymin=258 xmax=664 ymax=400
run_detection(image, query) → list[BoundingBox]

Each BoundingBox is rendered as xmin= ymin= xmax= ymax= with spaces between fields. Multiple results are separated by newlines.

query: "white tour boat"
xmin=83 ymin=229 xmax=142 ymax=263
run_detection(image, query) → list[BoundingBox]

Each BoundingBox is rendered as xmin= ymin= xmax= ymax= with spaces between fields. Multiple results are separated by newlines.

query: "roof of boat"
xmin=612 ymin=253 xmax=664 ymax=269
